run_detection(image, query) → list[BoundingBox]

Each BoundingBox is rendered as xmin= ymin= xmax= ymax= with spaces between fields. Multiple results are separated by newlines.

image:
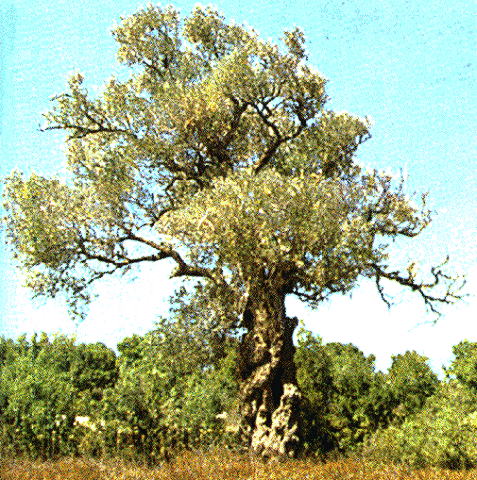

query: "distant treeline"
xmin=2 ymin=319 xmax=477 ymax=470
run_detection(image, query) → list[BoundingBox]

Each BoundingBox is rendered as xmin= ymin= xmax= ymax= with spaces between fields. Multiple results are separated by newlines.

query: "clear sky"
xmin=0 ymin=0 xmax=475 ymax=376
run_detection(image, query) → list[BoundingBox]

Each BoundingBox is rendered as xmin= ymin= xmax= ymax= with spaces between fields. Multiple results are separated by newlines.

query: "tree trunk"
xmin=237 ymin=276 xmax=302 ymax=459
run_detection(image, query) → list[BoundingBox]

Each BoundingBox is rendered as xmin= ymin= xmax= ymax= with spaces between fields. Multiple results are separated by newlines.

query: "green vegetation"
xmin=2 ymin=323 xmax=477 ymax=472
xmin=1 ymin=2 xmax=466 ymax=459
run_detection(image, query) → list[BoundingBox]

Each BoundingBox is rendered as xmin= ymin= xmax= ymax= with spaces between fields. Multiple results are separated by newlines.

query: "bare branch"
xmin=40 ymin=123 xmax=138 ymax=141
xmin=253 ymin=124 xmax=305 ymax=174
xmin=370 ymin=256 xmax=468 ymax=317
xmin=222 ymin=97 xmax=251 ymax=145
xmin=249 ymin=98 xmax=307 ymax=174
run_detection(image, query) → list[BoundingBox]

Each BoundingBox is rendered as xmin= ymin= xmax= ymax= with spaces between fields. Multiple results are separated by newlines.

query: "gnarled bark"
xmin=237 ymin=278 xmax=302 ymax=459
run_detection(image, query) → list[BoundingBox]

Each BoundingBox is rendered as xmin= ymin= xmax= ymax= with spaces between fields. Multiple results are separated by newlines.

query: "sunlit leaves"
xmin=3 ymin=172 xmax=83 ymax=267
xmin=447 ymin=341 xmax=477 ymax=392
xmin=365 ymin=381 xmax=477 ymax=469
xmin=112 ymin=4 xmax=181 ymax=72
xmin=183 ymin=4 xmax=255 ymax=59
xmin=3 ymin=170 xmax=138 ymax=318
xmin=159 ymin=167 xmax=384 ymax=299
xmin=1 ymin=2 xmax=456 ymax=321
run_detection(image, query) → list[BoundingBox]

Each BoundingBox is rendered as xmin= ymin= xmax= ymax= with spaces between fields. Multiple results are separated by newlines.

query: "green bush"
xmin=0 ymin=333 xmax=120 ymax=460
xmin=363 ymin=380 xmax=477 ymax=470
xmin=94 ymin=321 xmax=240 ymax=463
xmin=0 ymin=343 xmax=78 ymax=459
xmin=446 ymin=340 xmax=477 ymax=392
xmin=384 ymin=350 xmax=439 ymax=420
xmin=295 ymin=329 xmax=337 ymax=457
xmin=295 ymin=329 xmax=380 ymax=455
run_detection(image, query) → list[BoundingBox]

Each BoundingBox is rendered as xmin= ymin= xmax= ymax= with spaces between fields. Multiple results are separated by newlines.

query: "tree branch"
xmin=250 ymin=100 xmax=306 ymax=174
xmin=370 ymin=256 xmax=467 ymax=317
xmin=76 ymin=232 xmax=220 ymax=285
xmin=40 ymin=123 xmax=138 ymax=141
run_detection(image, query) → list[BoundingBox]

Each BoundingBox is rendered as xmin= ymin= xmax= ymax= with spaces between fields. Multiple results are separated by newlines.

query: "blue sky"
xmin=0 ymin=0 xmax=475 ymax=376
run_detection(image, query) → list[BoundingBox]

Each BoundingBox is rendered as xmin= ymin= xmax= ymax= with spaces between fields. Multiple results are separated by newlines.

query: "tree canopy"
xmin=2 ymin=4 xmax=464 ymax=320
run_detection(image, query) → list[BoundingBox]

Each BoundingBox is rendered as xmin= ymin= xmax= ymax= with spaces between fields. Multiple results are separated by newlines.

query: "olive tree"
xmin=2 ymin=4 xmax=465 ymax=459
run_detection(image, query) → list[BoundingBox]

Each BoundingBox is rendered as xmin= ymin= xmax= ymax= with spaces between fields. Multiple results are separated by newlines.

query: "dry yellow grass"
xmin=2 ymin=449 xmax=477 ymax=480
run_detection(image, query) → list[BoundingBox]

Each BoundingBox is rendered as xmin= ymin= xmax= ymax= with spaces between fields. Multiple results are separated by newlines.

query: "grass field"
xmin=2 ymin=449 xmax=477 ymax=480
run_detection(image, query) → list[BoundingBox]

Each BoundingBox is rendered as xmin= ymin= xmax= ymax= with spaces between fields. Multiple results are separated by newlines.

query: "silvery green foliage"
xmin=1 ymin=4 xmax=462 ymax=321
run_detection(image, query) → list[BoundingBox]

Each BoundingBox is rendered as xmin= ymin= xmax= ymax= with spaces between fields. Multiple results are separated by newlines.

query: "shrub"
xmin=0 ymin=353 xmax=78 ymax=459
xmin=363 ymin=380 xmax=477 ymax=470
